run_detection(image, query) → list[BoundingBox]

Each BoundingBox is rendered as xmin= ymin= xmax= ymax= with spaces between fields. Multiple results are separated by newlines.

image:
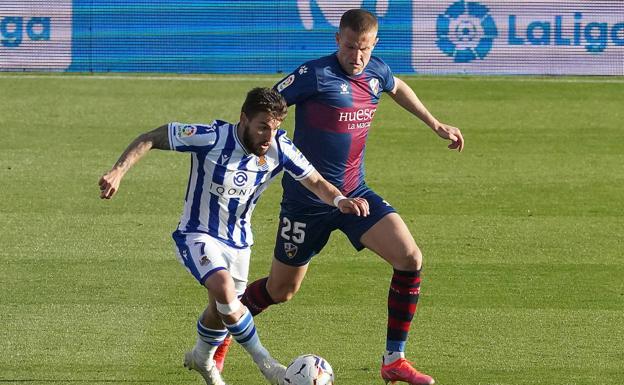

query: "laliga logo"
xmin=0 ymin=16 xmax=51 ymax=48
xmin=436 ymin=1 xmax=624 ymax=62
xmin=296 ymin=0 xmax=389 ymax=30
xmin=507 ymin=13 xmax=624 ymax=54
xmin=436 ymin=1 xmax=498 ymax=63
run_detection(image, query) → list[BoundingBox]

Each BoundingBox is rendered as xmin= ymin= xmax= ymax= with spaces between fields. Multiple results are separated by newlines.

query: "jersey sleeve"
xmin=273 ymin=63 xmax=318 ymax=106
xmin=168 ymin=122 xmax=218 ymax=152
xmin=277 ymin=131 xmax=315 ymax=181
xmin=377 ymin=57 xmax=396 ymax=93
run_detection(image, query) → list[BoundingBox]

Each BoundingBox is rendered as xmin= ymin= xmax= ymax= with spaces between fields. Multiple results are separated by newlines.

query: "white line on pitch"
xmin=0 ymin=74 xmax=281 ymax=82
xmin=0 ymin=73 xmax=623 ymax=84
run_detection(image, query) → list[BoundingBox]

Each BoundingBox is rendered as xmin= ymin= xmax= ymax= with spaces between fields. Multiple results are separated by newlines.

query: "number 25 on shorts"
xmin=280 ymin=217 xmax=307 ymax=244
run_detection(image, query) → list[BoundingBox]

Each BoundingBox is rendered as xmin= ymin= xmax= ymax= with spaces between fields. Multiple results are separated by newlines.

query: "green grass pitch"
xmin=0 ymin=74 xmax=623 ymax=385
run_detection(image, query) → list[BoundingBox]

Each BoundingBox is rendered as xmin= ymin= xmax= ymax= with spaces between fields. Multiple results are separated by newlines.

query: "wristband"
xmin=333 ymin=195 xmax=347 ymax=207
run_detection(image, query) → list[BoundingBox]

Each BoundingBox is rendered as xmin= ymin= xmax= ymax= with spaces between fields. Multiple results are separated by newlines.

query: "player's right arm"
xmin=299 ymin=170 xmax=370 ymax=216
xmin=99 ymin=125 xmax=169 ymax=199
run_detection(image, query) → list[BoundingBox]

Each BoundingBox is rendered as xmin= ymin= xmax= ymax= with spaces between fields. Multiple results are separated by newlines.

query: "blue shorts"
xmin=274 ymin=187 xmax=396 ymax=267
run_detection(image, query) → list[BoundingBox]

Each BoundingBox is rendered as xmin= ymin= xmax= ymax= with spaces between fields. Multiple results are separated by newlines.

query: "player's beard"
xmin=242 ymin=125 xmax=269 ymax=157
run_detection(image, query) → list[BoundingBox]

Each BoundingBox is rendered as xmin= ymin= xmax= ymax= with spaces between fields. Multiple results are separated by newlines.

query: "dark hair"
xmin=241 ymin=87 xmax=287 ymax=121
xmin=339 ymin=9 xmax=378 ymax=33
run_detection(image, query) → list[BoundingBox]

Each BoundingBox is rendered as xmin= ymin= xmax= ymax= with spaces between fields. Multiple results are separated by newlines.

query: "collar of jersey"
xmin=233 ymin=123 xmax=252 ymax=157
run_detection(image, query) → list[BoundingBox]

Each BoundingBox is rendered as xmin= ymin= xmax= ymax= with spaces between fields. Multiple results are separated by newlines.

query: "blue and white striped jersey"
xmin=168 ymin=120 xmax=315 ymax=249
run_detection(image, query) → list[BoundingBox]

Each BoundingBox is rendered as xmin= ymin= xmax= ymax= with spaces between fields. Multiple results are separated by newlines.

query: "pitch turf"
xmin=0 ymin=74 xmax=622 ymax=385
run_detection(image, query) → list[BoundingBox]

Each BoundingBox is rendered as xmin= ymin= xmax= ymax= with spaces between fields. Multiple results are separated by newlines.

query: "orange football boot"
xmin=213 ymin=335 xmax=232 ymax=373
xmin=381 ymin=358 xmax=435 ymax=385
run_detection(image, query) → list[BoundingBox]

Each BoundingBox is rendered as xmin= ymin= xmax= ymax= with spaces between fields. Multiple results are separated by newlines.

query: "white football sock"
xmin=225 ymin=309 xmax=270 ymax=363
xmin=383 ymin=350 xmax=405 ymax=365
xmin=194 ymin=338 xmax=218 ymax=362
xmin=195 ymin=320 xmax=228 ymax=365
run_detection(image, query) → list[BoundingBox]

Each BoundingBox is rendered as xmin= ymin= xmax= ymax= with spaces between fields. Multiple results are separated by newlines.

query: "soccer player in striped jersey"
xmin=214 ymin=9 xmax=465 ymax=385
xmin=98 ymin=87 xmax=369 ymax=385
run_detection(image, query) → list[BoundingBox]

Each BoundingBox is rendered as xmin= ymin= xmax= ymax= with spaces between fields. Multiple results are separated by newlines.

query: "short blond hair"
xmin=339 ymin=9 xmax=378 ymax=33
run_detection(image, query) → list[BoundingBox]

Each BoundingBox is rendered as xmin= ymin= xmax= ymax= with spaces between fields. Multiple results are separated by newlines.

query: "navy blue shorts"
xmin=274 ymin=187 xmax=396 ymax=267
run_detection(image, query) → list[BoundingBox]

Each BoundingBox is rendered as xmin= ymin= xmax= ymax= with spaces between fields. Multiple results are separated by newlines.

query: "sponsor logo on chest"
xmin=207 ymin=157 xmax=276 ymax=198
xmin=337 ymin=108 xmax=377 ymax=130
xmin=208 ymin=181 xmax=255 ymax=199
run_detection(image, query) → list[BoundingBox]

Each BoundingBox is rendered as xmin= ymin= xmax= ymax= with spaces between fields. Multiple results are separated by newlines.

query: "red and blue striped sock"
xmin=386 ymin=269 xmax=421 ymax=353
xmin=241 ymin=277 xmax=275 ymax=316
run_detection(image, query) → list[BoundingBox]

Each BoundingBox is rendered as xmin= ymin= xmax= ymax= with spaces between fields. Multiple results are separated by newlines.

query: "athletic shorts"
xmin=172 ymin=230 xmax=250 ymax=295
xmin=274 ymin=187 xmax=396 ymax=267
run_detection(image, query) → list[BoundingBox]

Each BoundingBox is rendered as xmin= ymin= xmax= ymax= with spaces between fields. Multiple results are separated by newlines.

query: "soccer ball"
xmin=283 ymin=354 xmax=334 ymax=385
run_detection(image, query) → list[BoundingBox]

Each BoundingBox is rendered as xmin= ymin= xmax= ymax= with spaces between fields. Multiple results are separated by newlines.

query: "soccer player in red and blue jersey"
xmin=216 ymin=9 xmax=464 ymax=385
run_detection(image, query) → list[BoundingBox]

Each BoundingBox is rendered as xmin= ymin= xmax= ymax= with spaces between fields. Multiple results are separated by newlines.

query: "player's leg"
xmin=359 ymin=213 xmax=434 ymax=385
xmin=336 ymin=189 xmax=433 ymax=385
xmin=360 ymin=213 xmax=423 ymax=355
xmin=218 ymin=255 xmax=309 ymax=377
xmin=184 ymin=295 xmax=229 ymax=385
xmin=192 ymin=296 xmax=229 ymax=369
xmin=243 ymin=258 xmax=309 ymax=315
xmin=196 ymin=269 xmax=284 ymax=385
xmin=221 ymin=244 xmax=286 ymax=385
xmin=212 ymin=270 xmax=288 ymax=385
xmin=240 ymin=204 xmax=333 ymax=315
xmin=174 ymin=232 xmax=285 ymax=385
xmin=173 ymin=231 xmax=229 ymax=385
xmin=215 ymin=206 xmax=333 ymax=378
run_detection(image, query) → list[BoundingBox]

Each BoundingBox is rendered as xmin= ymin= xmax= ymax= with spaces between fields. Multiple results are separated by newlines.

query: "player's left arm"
xmin=299 ymin=171 xmax=370 ymax=216
xmin=388 ymin=76 xmax=464 ymax=152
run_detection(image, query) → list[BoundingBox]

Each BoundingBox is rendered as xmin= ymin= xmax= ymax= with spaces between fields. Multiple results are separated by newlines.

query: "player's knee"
xmin=268 ymin=282 xmax=300 ymax=304
xmin=272 ymin=291 xmax=295 ymax=304
xmin=392 ymin=246 xmax=422 ymax=271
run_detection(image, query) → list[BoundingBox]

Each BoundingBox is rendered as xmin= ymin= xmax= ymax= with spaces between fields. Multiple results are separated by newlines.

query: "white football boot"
xmin=256 ymin=356 xmax=286 ymax=385
xmin=184 ymin=350 xmax=228 ymax=385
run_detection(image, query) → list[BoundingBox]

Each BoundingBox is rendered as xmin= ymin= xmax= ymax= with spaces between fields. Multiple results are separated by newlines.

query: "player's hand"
xmin=337 ymin=197 xmax=369 ymax=216
xmin=435 ymin=123 xmax=464 ymax=152
xmin=98 ymin=169 xmax=123 ymax=199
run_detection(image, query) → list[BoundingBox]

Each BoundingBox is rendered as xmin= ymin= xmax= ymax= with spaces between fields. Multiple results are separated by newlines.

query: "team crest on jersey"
xmin=340 ymin=83 xmax=350 ymax=95
xmin=277 ymin=74 xmax=295 ymax=92
xmin=369 ymin=78 xmax=380 ymax=95
xmin=284 ymin=242 xmax=298 ymax=258
xmin=256 ymin=155 xmax=268 ymax=171
xmin=298 ymin=65 xmax=308 ymax=75
xmin=199 ymin=256 xmax=211 ymax=266
xmin=176 ymin=124 xmax=197 ymax=138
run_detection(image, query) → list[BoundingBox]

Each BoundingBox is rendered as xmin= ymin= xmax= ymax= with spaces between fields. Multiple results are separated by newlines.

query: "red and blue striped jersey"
xmin=275 ymin=53 xmax=395 ymax=206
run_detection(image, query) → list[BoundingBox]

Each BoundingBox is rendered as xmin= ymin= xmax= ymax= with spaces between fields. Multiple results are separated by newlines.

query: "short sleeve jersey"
xmin=168 ymin=120 xmax=315 ymax=248
xmin=275 ymin=53 xmax=395 ymax=206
